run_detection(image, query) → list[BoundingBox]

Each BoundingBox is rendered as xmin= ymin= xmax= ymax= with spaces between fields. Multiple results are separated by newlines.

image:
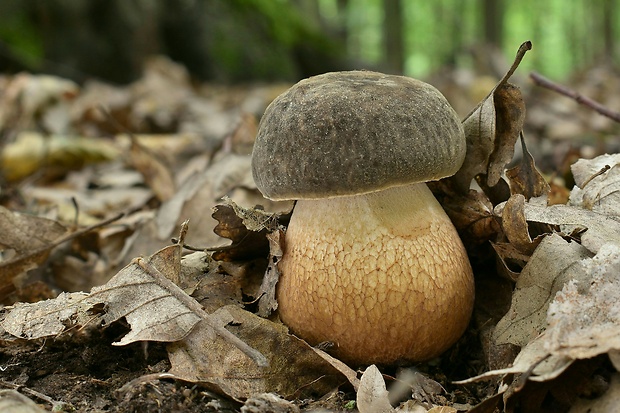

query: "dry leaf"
xmin=129 ymin=135 xmax=176 ymax=202
xmin=428 ymin=181 xmax=500 ymax=246
xmin=451 ymin=41 xmax=531 ymax=193
xmin=187 ymin=252 xmax=264 ymax=313
xmin=257 ymin=230 xmax=284 ymax=317
xmin=156 ymin=153 xmax=254 ymax=247
xmin=310 ymin=346 xmax=360 ymax=391
xmin=544 ymin=243 xmax=620 ymax=360
xmin=505 ymin=134 xmax=550 ymax=199
xmin=240 ymin=393 xmax=300 ymax=413
xmin=0 ymin=206 xmax=68 ymax=253
xmin=569 ymin=153 xmax=620 ymax=216
xmin=357 ymin=365 xmax=395 ymax=413
xmin=168 ymin=305 xmax=348 ymax=401
xmin=210 ymin=202 xmax=271 ymax=261
xmin=501 ymin=194 xmax=537 ymax=256
xmin=522 ymin=202 xmax=620 ymax=253
xmin=493 ymin=234 xmax=591 ymax=347
xmin=490 ymin=241 xmax=528 ymax=281
xmin=88 ymin=243 xmax=200 ymax=344
xmin=0 ymin=208 xmax=118 ymax=301
xmin=221 ymin=196 xmax=280 ymax=233
xmin=1 ymin=132 xmax=119 ymax=182
xmin=463 ymin=240 xmax=620 ymax=388
xmin=1 ymin=292 xmax=91 ymax=339
xmin=426 ymin=408 xmax=457 ymax=413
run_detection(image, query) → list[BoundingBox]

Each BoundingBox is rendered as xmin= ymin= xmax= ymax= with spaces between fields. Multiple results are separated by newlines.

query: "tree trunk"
xmin=602 ymin=0 xmax=615 ymax=63
xmin=482 ymin=0 xmax=503 ymax=48
xmin=382 ymin=0 xmax=404 ymax=74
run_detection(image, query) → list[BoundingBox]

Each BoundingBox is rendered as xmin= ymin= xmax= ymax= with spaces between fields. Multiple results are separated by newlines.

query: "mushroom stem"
xmin=277 ymin=182 xmax=474 ymax=365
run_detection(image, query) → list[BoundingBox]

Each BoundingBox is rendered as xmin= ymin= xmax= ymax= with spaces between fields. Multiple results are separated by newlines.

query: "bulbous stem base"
xmin=277 ymin=182 xmax=474 ymax=366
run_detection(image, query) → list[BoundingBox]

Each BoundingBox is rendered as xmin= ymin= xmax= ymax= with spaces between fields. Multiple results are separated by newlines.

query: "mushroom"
xmin=251 ymin=70 xmax=474 ymax=365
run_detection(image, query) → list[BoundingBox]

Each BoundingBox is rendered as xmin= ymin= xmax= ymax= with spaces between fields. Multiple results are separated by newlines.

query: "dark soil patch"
xmin=0 ymin=323 xmax=239 ymax=412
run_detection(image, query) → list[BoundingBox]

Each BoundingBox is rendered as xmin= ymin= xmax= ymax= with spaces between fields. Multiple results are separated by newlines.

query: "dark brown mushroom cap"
xmin=252 ymin=70 xmax=465 ymax=200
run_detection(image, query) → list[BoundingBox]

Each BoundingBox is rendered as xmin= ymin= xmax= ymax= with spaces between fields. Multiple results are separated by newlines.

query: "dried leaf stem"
xmin=499 ymin=40 xmax=532 ymax=86
xmin=530 ymin=71 xmax=620 ymax=123
xmin=581 ymin=164 xmax=611 ymax=188
xmin=135 ymin=257 xmax=269 ymax=367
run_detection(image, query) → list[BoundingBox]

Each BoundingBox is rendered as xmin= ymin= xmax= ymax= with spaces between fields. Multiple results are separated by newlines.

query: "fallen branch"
xmin=530 ymin=71 xmax=620 ymax=123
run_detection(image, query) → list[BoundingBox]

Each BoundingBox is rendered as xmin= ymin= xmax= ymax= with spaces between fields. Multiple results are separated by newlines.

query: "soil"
xmin=0 ymin=317 xmax=489 ymax=412
xmin=0 ymin=323 xmax=241 ymax=412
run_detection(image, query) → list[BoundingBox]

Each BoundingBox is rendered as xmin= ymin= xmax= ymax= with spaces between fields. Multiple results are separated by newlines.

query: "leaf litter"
xmin=2 ymin=40 xmax=620 ymax=412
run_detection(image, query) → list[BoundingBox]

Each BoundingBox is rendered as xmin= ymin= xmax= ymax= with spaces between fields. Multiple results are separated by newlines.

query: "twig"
xmin=581 ymin=164 xmax=611 ymax=187
xmin=530 ymin=71 xmax=620 ymax=123
xmin=136 ymin=257 xmax=269 ymax=367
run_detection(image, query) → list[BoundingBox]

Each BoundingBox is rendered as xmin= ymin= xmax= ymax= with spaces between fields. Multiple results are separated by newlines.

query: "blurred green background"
xmin=0 ymin=0 xmax=617 ymax=83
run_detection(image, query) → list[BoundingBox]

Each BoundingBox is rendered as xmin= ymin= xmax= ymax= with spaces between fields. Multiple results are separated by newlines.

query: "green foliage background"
xmin=319 ymin=0 xmax=618 ymax=79
xmin=0 ymin=0 xmax=616 ymax=82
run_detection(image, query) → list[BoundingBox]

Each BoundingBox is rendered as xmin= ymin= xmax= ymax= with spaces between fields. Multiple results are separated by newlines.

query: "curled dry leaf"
xmin=210 ymin=200 xmax=273 ymax=261
xmin=451 ymin=41 xmax=531 ymax=194
xmin=221 ymin=195 xmax=280 ymax=233
xmin=186 ymin=252 xmax=264 ymax=313
xmin=429 ymin=42 xmax=532 ymax=250
xmin=167 ymin=305 xmax=348 ymax=402
xmin=490 ymin=241 xmax=529 ymax=281
xmin=501 ymin=194 xmax=537 ymax=256
xmin=493 ymin=234 xmax=591 ymax=348
xmin=428 ymin=181 xmax=500 ymax=247
xmin=257 ymin=229 xmax=284 ymax=317
xmin=505 ymin=134 xmax=550 ymax=200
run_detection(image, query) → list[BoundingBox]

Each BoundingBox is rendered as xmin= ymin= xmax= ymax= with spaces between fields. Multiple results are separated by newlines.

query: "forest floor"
xmin=1 ymin=50 xmax=620 ymax=412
